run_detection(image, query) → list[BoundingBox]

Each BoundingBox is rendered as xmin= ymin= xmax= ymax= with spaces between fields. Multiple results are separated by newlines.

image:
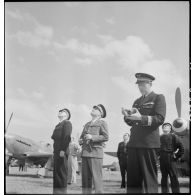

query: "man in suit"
xmin=79 ymin=104 xmax=109 ymax=194
xmin=117 ymin=133 xmax=130 ymax=188
xmin=123 ymin=73 xmax=166 ymax=193
xmin=51 ymin=108 xmax=72 ymax=194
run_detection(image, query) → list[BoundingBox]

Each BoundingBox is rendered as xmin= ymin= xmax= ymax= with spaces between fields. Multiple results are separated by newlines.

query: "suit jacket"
xmin=160 ymin=133 xmax=184 ymax=159
xmin=51 ymin=120 xmax=72 ymax=156
xmin=117 ymin=141 xmax=128 ymax=162
xmin=80 ymin=119 xmax=109 ymax=159
xmin=124 ymin=91 xmax=166 ymax=148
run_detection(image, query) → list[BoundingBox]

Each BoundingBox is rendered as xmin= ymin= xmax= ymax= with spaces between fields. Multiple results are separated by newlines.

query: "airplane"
xmin=105 ymin=87 xmax=190 ymax=177
xmin=5 ymin=113 xmax=53 ymax=176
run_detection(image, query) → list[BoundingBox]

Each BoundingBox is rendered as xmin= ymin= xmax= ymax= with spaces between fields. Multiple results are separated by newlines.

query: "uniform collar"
xmin=91 ymin=117 xmax=101 ymax=125
xmin=59 ymin=119 xmax=66 ymax=124
xmin=140 ymin=91 xmax=155 ymax=105
xmin=143 ymin=91 xmax=153 ymax=98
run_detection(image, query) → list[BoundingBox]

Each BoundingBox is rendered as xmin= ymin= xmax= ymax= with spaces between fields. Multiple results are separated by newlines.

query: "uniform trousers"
xmin=81 ymin=157 xmax=103 ymax=194
xmin=53 ymin=153 xmax=68 ymax=194
xmin=119 ymin=157 xmax=127 ymax=187
xmin=127 ymin=148 xmax=158 ymax=193
xmin=160 ymin=152 xmax=180 ymax=193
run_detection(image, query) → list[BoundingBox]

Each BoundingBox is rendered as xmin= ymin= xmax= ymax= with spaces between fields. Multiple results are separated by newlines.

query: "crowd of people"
xmin=51 ymin=72 xmax=185 ymax=194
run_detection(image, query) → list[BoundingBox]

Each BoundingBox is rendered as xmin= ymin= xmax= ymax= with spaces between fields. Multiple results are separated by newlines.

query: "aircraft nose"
xmin=5 ymin=134 xmax=15 ymax=142
xmin=173 ymin=118 xmax=183 ymax=128
xmin=5 ymin=134 xmax=15 ymax=147
xmin=172 ymin=118 xmax=188 ymax=133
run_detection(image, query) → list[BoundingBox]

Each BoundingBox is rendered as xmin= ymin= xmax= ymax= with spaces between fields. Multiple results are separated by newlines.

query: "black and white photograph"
xmin=4 ymin=1 xmax=190 ymax=194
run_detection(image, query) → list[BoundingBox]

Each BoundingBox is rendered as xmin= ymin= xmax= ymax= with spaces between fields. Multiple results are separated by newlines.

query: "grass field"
xmin=6 ymin=167 xmax=190 ymax=194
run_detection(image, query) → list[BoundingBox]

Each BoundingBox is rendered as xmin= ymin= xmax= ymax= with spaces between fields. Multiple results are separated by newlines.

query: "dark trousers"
xmin=19 ymin=164 xmax=24 ymax=171
xmin=82 ymin=157 xmax=103 ymax=194
xmin=119 ymin=157 xmax=127 ymax=187
xmin=53 ymin=153 xmax=68 ymax=194
xmin=160 ymin=152 xmax=180 ymax=193
xmin=127 ymin=148 xmax=158 ymax=193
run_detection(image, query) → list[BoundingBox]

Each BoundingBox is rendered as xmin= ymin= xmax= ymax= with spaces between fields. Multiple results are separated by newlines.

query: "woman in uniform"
xmin=51 ymin=108 xmax=72 ymax=194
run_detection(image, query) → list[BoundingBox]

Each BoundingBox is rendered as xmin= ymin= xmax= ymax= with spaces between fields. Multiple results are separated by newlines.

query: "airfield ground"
xmin=6 ymin=167 xmax=190 ymax=194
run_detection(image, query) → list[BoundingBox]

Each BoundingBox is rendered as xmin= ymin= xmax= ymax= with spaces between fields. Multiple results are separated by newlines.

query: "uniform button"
xmin=136 ymin=123 xmax=138 ymax=125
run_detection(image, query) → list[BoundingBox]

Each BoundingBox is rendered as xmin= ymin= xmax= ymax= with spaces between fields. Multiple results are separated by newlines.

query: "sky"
xmin=5 ymin=1 xmax=190 ymax=153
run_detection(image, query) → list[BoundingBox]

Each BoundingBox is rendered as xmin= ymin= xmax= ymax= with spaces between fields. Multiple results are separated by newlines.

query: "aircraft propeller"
xmin=6 ymin=112 xmax=13 ymax=132
xmin=172 ymin=87 xmax=188 ymax=134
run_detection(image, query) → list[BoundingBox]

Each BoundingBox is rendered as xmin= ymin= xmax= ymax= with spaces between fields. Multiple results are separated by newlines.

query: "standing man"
xmin=160 ymin=123 xmax=184 ymax=193
xmin=51 ymin=108 xmax=72 ymax=194
xmin=79 ymin=104 xmax=109 ymax=194
xmin=123 ymin=73 xmax=166 ymax=193
xmin=117 ymin=133 xmax=130 ymax=188
xmin=18 ymin=159 xmax=25 ymax=171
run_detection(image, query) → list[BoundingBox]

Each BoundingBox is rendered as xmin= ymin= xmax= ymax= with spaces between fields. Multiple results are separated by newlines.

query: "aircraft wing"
xmin=23 ymin=152 xmax=53 ymax=167
xmin=104 ymin=152 xmax=117 ymax=157
xmin=23 ymin=151 xmax=52 ymax=158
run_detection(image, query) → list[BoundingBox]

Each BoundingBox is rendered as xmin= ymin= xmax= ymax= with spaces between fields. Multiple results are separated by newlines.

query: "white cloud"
xmin=17 ymin=88 xmax=28 ymax=98
xmin=7 ymin=10 xmax=53 ymax=48
xmin=75 ymin=58 xmax=92 ymax=66
xmin=17 ymin=88 xmax=44 ymax=100
xmin=70 ymin=26 xmax=88 ymax=35
xmin=97 ymin=34 xmax=114 ymax=43
xmin=6 ymin=9 xmax=39 ymax=25
xmin=105 ymin=18 xmax=116 ymax=25
xmin=12 ymin=30 xmax=51 ymax=48
xmin=54 ymin=35 xmax=153 ymax=68
xmin=111 ymin=76 xmax=132 ymax=96
xmin=6 ymin=9 xmax=23 ymax=20
xmin=32 ymin=91 xmax=44 ymax=99
xmin=6 ymin=98 xmax=49 ymax=126
xmin=58 ymin=34 xmax=185 ymax=104
xmin=34 ymin=25 xmax=53 ymax=40
xmin=90 ymin=22 xmax=100 ymax=30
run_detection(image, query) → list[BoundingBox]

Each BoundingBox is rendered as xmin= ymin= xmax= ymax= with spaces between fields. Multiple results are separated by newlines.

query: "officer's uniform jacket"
xmin=80 ymin=119 xmax=109 ymax=158
xmin=124 ymin=91 xmax=166 ymax=148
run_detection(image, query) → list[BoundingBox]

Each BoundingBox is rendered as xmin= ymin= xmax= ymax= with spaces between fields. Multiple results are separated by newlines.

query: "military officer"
xmin=117 ymin=133 xmax=129 ymax=188
xmin=124 ymin=73 xmax=166 ymax=193
xmin=51 ymin=108 xmax=72 ymax=194
xmin=79 ymin=104 xmax=109 ymax=194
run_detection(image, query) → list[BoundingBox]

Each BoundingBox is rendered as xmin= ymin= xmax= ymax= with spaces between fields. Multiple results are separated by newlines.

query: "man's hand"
xmin=85 ymin=134 xmax=92 ymax=140
xmin=59 ymin=150 xmax=65 ymax=157
xmin=127 ymin=108 xmax=142 ymax=121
